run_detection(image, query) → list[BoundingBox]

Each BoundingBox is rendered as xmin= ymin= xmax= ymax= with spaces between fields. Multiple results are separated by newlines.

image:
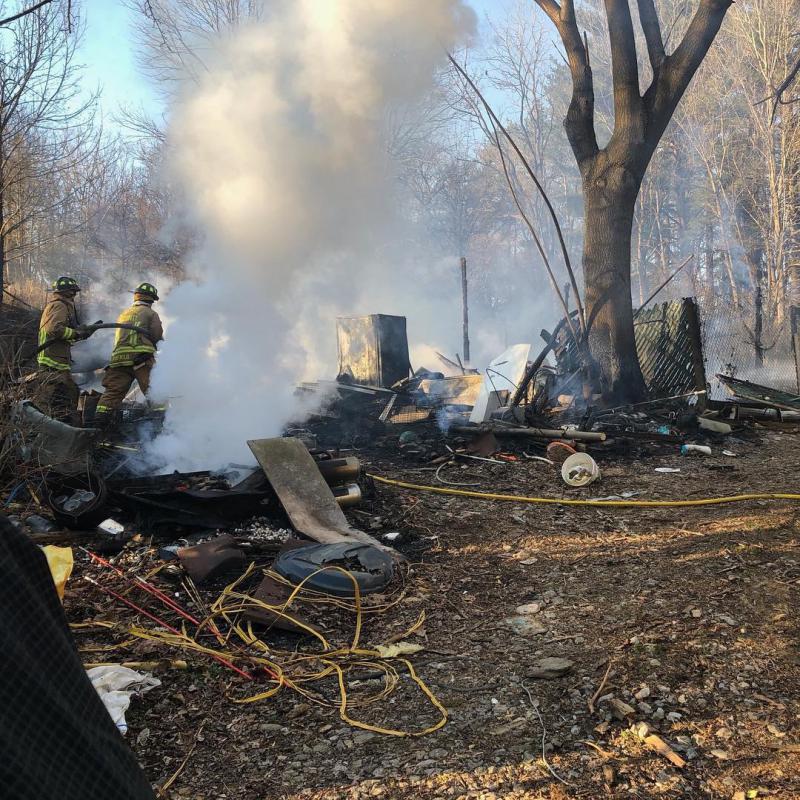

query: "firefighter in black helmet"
xmin=94 ymin=282 xmax=163 ymax=430
xmin=36 ymin=277 xmax=94 ymax=422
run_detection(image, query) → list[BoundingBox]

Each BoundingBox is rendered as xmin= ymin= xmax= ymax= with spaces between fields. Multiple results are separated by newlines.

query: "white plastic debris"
xmin=87 ymin=666 xmax=161 ymax=735
xmin=97 ymin=518 xmax=125 ymax=537
xmin=561 ymin=452 xmax=601 ymax=487
xmin=680 ymin=444 xmax=712 ymax=456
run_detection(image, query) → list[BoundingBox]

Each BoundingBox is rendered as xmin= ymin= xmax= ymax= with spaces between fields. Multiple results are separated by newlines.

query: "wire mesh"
xmin=696 ymin=297 xmax=800 ymax=399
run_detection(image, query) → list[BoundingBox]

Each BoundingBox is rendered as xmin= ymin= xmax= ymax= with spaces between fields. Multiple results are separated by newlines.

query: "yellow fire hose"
xmin=368 ymin=474 xmax=800 ymax=508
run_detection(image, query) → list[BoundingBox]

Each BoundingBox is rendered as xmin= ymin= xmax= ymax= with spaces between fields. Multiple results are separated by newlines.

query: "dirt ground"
xmin=64 ymin=427 xmax=800 ymax=799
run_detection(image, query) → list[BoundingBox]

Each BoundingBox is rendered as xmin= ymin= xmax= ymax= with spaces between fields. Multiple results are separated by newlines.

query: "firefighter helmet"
xmin=134 ymin=282 xmax=159 ymax=301
xmin=52 ymin=276 xmax=81 ymax=293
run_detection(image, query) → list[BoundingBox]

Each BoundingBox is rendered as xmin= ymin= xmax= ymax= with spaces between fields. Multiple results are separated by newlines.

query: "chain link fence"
xmin=696 ymin=297 xmax=799 ymax=400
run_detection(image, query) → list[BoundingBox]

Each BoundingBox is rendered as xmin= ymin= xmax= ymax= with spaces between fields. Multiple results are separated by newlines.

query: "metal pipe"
xmin=460 ymin=256 xmax=470 ymax=365
xmin=451 ymin=424 xmax=606 ymax=442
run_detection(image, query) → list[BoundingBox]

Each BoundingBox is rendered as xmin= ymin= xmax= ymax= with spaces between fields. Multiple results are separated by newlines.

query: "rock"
xmin=666 ymin=712 xmax=682 ymax=723
xmin=610 ymin=698 xmax=636 ymax=719
xmin=260 ymin=723 xmax=284 ymax=733
xmin=515 ymin=602 xmax=542 ymax=615
xmin=652 ymin=707 xmax=665 ymax=721
xmin=526 ymin=657 xmax=574 ymax=679
xmin=691 ymin=608 xmax=702 ymax=618
xmin=491 ymin=718 xmax=528 ymax=736
xmin=286 ymin=702 xmax=311 ymax=719
xmin=635 ymin=686 xmax=651 ymax=700
xmin=718 ymin=614 xmax=738 ymax=626
xmin=353 ymin=732 xmax=378 ymax=745
xmin=709 ymin=748 xmax=731 ymax=760
xmin=504 ymin=616 xmax=547 ymax=636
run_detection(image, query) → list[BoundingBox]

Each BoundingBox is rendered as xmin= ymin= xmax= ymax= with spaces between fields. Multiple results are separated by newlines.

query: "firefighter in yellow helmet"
xmin=37 ymin=276 xmax=94 ymax=422
xmin=94 ymin=282 xmax=163 ymax=430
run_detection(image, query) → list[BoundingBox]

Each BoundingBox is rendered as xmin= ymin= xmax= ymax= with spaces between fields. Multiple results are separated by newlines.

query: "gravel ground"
xmin=65 ymin=427 xmax=800 ymax=799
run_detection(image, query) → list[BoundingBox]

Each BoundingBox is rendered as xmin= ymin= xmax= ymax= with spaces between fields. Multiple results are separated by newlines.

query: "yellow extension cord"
xmin=368 ymin=473 xmax=800 ymax=508
xmin=115 ymin=563 xmax=447 ymax=737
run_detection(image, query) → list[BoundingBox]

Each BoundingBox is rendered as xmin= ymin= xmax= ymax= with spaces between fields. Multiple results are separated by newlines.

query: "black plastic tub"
xmin=46 ymin=469 xmax=108 ymax=529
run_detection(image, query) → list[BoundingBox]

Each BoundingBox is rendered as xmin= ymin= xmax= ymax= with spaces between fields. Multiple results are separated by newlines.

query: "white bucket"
xmin=561 ymin=453 xmax=601 ymax=487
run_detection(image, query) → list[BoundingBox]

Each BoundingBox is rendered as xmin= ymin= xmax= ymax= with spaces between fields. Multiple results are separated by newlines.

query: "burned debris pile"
xmin=2 ymin=303 xmax=800 ymax=745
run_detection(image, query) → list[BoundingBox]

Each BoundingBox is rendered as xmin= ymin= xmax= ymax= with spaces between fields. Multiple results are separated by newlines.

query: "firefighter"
xmin=37 ymin=276 xmax=92 ymax=422
xmin=94 ymin=282 xmax=163 ymax=430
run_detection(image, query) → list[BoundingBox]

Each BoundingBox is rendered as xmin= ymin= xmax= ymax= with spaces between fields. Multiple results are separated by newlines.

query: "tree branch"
xmin=0 ymin=0 xmax=53 ymax=27
xmin=636 ymin=0 xmax=666 ymax=74
xmin=603 ymin=0 xmax=642 ymax=129
xmin=489 ymin=116 xmax=580 ymax=348
xmin=756 ymin=51 xmax=800 ymax=122
xmin=647 ymin=0 xmax=733 ymax=135
xmin=533 ymin=0 xmax=599 ymax=166
xmin=535 ymin=0 xmax=562 ymax=27
xmin=448 ymin=52 xmax=587 ymax=335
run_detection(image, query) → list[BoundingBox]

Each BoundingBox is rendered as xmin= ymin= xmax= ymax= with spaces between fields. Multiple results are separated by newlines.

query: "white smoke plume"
xmin=147 ymin=0 xmax=476 ymax=470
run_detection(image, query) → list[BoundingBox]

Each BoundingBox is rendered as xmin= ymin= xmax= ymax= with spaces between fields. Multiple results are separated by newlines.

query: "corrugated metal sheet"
xmin=634 ymin=298 xmax=706 ymax=398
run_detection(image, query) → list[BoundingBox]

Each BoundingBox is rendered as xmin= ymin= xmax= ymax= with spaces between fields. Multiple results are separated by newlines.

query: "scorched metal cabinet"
xmin=336 ymin=315 xmax=410 ymax=388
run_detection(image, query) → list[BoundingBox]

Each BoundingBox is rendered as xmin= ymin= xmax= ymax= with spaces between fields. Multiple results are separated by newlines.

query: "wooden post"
xmin=792 ymin=305 xmax=800 ymax=394
xmin=460 ymin=256 xmax=470 ymax=365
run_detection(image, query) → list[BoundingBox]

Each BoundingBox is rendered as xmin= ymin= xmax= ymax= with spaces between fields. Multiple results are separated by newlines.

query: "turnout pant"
xmin=36 ymin=368 xmax=79 ymax=424
xmin=95 ymin=361 xmax=153 ymax=422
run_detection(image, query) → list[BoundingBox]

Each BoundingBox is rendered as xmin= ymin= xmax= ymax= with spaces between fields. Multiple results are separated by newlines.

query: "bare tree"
xmin=532 ymin=0 xmax=732 ymax=400
xmin=0 ymin=1 xmax=55 ymax=28
xmin=0 ymin=0 xmax=99 ymax=302
xmin=125 ymin=0 xmax=262 ymax=93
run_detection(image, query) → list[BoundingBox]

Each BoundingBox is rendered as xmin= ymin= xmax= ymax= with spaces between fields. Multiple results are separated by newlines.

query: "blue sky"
xmin=77 ymin=0 xmax=162 ymax=124
xmin=77 ymin=0 xmax=509 ymax=125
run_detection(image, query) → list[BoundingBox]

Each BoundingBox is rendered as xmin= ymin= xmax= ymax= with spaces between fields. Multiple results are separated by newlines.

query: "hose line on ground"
xmin=368 ymin=474 xmax=800 ymax=508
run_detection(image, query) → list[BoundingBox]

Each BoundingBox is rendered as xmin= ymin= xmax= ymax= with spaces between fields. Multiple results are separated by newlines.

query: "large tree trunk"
xmin=533 ymin=0 xmax=732 ymax=404
xmin=583 ymin=174 xmax=647 ymax=400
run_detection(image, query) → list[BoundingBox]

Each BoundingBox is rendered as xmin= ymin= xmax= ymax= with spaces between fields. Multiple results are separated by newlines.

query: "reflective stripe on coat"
xmin=37 ymin=295 xmax=78 ymax=371
xmin=109 ymin=302 xmax=164 ymax=367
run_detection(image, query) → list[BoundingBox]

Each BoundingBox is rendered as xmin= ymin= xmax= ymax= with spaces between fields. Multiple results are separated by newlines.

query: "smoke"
xmin=146 ymin=0 xmax=475 ymax=470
